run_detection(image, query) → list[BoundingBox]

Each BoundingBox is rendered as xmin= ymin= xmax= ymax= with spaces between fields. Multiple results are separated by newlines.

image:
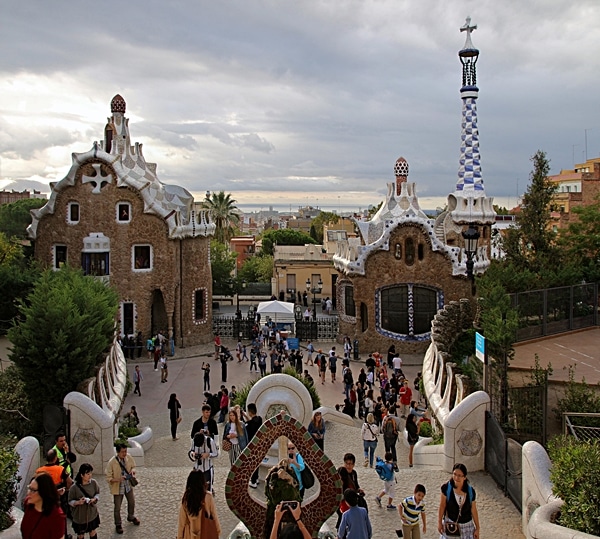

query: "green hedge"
xmin=0 ymin=447 xmax=19 ymax=531
xmin=548 ymin=436 xmax=600 ymax=536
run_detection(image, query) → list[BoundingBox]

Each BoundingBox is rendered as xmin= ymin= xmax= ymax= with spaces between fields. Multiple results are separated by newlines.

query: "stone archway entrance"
xmin=151 ymin=289 xmax=168 ymax=336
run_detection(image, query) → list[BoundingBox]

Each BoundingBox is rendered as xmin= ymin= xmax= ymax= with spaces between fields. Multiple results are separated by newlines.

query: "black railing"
xmin=510 ymin=283 xmax=598 ymax=342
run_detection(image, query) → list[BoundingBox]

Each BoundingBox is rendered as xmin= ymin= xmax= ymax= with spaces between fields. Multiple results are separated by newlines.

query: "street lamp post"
xmin=462 ymin=223 xmax=480 ymax=295
xmin=235 ymin=280 xmax=247 ymax=319
xmin=306 ymin=278 xmax=323 ymax=321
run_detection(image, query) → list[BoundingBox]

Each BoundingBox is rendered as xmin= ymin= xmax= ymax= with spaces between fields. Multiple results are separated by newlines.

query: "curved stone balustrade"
xmin=419 ymin=299 xmax=489 ymax=472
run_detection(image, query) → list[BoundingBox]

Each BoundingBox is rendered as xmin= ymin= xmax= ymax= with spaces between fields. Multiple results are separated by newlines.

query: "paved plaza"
xmin=94 ymin=335 xmax=524 ymax=539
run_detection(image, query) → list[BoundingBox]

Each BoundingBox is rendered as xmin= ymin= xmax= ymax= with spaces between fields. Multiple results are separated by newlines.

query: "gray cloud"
xmin=2 ymin=0 xmax=600 ymax=210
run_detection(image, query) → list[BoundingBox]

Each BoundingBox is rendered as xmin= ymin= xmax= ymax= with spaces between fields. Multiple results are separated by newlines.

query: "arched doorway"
xmin=151 ymin=289 xmax=168 ymax=337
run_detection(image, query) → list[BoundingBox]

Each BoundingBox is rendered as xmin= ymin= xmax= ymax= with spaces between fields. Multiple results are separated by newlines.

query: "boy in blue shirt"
xmin=338 ymin=489 xmax=372 ymax=539
xmin=399 ymin=483 xmax=427 ymax=538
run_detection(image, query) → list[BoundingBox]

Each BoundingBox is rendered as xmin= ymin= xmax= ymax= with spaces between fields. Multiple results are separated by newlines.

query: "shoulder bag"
xmin=444 ymin=483 xmax=464 ymax=537
xmin=117 ymin=458 xmax=138 ymax=487
xmin=200 ymin=503 xmax=218 ymax=539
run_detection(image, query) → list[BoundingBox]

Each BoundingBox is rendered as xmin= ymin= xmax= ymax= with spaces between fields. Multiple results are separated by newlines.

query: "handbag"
xmin=444 ymin=487 xmax=464 ymax=537
xmin=300 ymin=465 xmax=315 ymax=489
xmin=177 ymin=415 xmax=182 ymax=424
xmin=200 ymin=508 xmax=218 ymax=539
xmin=221 ymin=438 xmax=232 ymax=452
xmin=117 ymin=457 xmax=138 ymax=487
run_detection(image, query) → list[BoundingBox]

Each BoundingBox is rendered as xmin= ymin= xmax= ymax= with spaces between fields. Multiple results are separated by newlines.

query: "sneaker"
xmin=154 ymin=368 xmax=158 ymax=372
xmin=374 ymin=496 xmax=382 ymax=507
xmin=249 ymin=481 xmax=258 ymax=489
xmin=386 ymin=504 xmax=397 ymax=510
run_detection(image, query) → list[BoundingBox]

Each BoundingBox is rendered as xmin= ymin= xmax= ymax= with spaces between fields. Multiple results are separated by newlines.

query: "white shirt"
xmin=393 ymin=356 xmax=403 ymax=370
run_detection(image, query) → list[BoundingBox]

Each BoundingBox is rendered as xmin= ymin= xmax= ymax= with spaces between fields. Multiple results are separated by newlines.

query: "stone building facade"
xmin=333 ymin=19 xmax=496 ymax=354
xmin=28 ymin=95 xmax=215 ymax=347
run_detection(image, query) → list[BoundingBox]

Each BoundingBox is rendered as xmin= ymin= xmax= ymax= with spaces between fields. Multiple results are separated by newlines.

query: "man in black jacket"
xmin=190 ymin=404 xmax=219 ymax=440
xmin=243 ymin=402 xmax=263 ymax=489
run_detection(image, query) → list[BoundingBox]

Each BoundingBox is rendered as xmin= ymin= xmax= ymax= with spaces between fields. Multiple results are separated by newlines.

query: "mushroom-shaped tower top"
xmin=111 ymin=94 xmax=126 ymax=114
xmin=394 ymin=157 xmax=409 ymax=178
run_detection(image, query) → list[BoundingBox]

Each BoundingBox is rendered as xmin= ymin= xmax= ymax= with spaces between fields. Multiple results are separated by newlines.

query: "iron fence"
xmin=563 ymin=412 xmax=600 ymax=441
xmin=510 ymin=283 xmax=597 ymax=342
xmin=212 ymin=315 xmax=339 ymax=342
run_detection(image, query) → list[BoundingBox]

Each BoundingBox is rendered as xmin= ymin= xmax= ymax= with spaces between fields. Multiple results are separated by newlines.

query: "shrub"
xmin=548 ymin=436 xmax=600 ymax=536
xmin=0 ymin=446 xmax=19 ymax=531
xmin=0 ymin=366 xmax=31 ymax=438
xmin=553 ymin=366 xmax=600 ymax=426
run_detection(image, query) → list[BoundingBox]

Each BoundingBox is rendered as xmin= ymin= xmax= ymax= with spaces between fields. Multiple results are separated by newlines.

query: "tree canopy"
xmin=238 ymin=253 xmax=274 ymax=283
xmin=200 ymin=191 xmax=241 ymax=243
xmin=309 ymin=211 xmax=339 ymax=244
xmin=260 ymin=229 xmax=316 ymax=257
xmin=8 ymin=266 xmax=118 ymax=429
xmin=0 ymin=198 xmax=46 ymax=240
xmin=210 ymin=240 xmax=237 ymax=293
xmin=502 ymin=150 xmax=557 ymax=272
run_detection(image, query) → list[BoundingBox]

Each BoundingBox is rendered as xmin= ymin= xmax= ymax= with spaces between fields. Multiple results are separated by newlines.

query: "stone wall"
xmin=338 ymin=224 xmax=474 ymax=355
xmin=32 ymin=161 xmax=212 ymax=346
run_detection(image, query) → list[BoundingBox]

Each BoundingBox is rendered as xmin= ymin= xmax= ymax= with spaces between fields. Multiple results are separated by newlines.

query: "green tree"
xmin=0 ymin=256 xmax=41 ymax=336
xmin=559 ymin=194 xmax=600 ymax=282
xmin=210 ymin=240 xmax=237 ymax=293
xmin=0 ymin=198 xmax=46 ymax=240
xmin=0 ymin=232 xmax=22 ymax=267
xmin=310 ymin=211 xmax=339 ymax=244
xmin=502 ymin=150 xmax=557 ymax=272
xmin=261 ymin=229 xmax=316 ymax=257
xmin=200 ymin=191 xmax=241 ymax=243
xmin=0 ymin=366 xmax=31 ymax=438
xmin=8 ymin=266 xmax=118 ymax=430
xmin=238 ymin=253 xmax=274 ymax=283
xmin=0 ymin=446 xmax=19 ymax=531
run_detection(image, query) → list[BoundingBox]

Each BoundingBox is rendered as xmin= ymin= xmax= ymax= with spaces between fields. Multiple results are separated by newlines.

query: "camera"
xmin=281 ymin=501 xmax=298 ymax=511
xmin=288 ymin=453 xmax=294 ymax=460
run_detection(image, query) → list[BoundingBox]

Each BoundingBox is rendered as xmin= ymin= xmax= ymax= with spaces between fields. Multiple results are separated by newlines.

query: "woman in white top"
xmin=360 ymin=412 xmax=380 ymax=468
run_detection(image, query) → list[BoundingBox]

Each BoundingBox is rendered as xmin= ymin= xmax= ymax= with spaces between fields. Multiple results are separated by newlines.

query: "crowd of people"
xmin=20 ymin=328 xmax=485 ymax=539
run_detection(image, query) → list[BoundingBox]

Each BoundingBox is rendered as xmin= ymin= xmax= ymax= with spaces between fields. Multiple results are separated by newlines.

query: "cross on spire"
xmin=460 ymin=16 xmax=477 ymax=49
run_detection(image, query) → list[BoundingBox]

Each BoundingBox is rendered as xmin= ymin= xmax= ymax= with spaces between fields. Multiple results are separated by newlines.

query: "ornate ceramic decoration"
xmin=225 ymin=412 xmax=342 ymax=539
xmin=72 ymin=428 xmax=100 ymax=456
xmin=457 ymin=429 xmax=483 ymax=456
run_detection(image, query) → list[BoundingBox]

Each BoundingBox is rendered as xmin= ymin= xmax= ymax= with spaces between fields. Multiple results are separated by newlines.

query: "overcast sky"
xmin=1 ymin=0 xmax=600 ymax=212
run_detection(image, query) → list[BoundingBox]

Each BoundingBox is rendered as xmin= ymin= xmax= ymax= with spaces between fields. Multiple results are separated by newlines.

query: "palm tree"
xmin=201 ymin=191 xmax=241 ymax=243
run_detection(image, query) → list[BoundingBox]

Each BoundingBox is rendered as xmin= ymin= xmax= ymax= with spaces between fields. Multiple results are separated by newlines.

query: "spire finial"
xmin=460 ymin=16 xmax=477 ymax=50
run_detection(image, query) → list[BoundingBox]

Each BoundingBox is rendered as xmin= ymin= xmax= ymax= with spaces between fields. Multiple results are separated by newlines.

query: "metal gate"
xmin=485 ymin=411 xmax=523 ymax=511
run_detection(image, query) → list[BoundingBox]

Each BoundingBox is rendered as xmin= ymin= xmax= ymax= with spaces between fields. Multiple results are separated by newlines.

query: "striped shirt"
xmin=401 ymin=495 xmax=425 ymax=525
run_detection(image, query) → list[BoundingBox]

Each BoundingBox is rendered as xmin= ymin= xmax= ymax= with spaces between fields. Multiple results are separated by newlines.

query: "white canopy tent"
xmin=256 ymin=300 xmax=296 ymax=330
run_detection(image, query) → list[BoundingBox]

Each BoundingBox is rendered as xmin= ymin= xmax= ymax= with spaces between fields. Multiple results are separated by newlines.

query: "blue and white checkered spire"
xmin=456 ymin=17 xmax=484 ymax=194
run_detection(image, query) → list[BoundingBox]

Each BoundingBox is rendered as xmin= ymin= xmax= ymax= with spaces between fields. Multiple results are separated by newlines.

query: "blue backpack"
xmin=375 ymin=456 xmax=393 ymax=481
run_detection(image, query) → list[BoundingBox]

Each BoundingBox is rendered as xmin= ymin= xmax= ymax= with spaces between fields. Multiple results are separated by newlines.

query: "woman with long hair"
xmin=437 ymin=463 xmax=480 ymax=539
xmin=405 ymin=413 xmax=420 ymax=468
xmin=223 ymin=406 xmax=248 ymax=465
xmin=68 ymin=463 xmax=100 ymax=539
xmin=168 ymin=393 xmax=182 ymax=440
xmin=360 ymin=412 xmax=379 ymax=468
xmin=307 ymin=411 xmax=325 ymax=451
xmin=177 ymin=469 xmax=221 ymax=539
xmin=21 ymin=473 xmax=66 ymax=539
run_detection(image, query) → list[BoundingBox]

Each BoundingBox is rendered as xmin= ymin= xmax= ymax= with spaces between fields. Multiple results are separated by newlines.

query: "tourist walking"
xmin=168 ymin=393 xmax=182 ymax=440
xmin=361 ymin=413 xmax=379 ymax=468
xmin=223 ymin=407 xmax=248 ymax=465
xmin=105 ymin=443 xmax=140 ymax=534
xmin=68 ymin=463 xmax=101 ymax=539
xmin=133 ymin=364 xmax=143 ymax=396
xmin=437 ymin=463 xmax=480 ymax=539
xmin=338 ymin=489 xmax=372 ymax=539
xmin=177 ymin=469 xmax=221 ymax=539
xmin=399 ymin=483 xmax=427 ymax=539
xmin=406 ymin=413 xmax=420 ymax=468
xmin=202 ymin=362 xmax=211 ymax=391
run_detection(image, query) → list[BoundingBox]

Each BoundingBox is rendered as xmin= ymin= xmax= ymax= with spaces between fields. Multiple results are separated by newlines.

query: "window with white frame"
xmin=133 ymin=245 xmax=152 ymax=271
xmin=67 ymin=202 xmax=80 ymax=224
xmin=117 ymin=202 xmax=131 ymax=223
